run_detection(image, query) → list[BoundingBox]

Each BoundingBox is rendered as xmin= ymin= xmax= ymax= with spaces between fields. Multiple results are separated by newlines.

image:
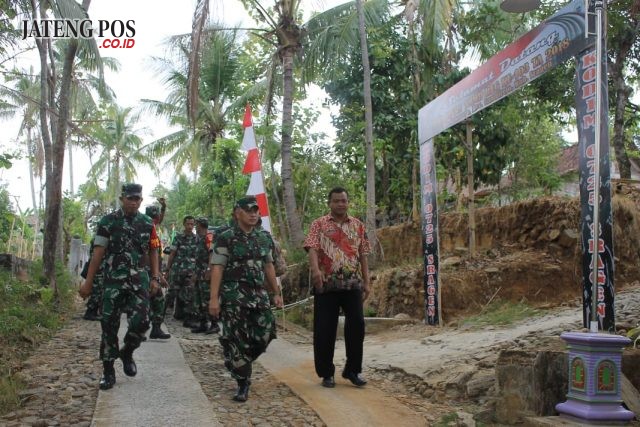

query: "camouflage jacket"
xmin=210 ymin=225 xmax=275 ymax=309
xmin=194 ymin=233 xmax=211 ymax=279
xmin=94 ymin=209 xmax=155 ymax=288
xmin=170 ymin=233 xmax=198 ymax=276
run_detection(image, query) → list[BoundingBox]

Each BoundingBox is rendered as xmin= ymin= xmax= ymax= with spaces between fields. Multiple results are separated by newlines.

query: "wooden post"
xmin=466 ymin=120 xmax=476 ymax=257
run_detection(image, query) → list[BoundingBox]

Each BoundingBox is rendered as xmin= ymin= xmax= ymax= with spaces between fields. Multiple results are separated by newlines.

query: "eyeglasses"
xmin=125 ymin=196 xmax=141 ymax=201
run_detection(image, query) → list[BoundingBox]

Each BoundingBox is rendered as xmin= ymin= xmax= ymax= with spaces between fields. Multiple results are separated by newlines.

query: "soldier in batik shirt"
xmin=209 ymin=196 xmax=283 ymax=402
xmin=79 ymin=183 xmax=161 ymax=390
xmin=164 ymin=215 xmax=198 ymax=327
xmin=304 ymin=186 xmax=371 ymax=389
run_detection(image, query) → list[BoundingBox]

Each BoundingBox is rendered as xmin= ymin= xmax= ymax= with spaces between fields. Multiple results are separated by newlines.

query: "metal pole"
xmin=590 ymin=0 xmax=604 ymax=332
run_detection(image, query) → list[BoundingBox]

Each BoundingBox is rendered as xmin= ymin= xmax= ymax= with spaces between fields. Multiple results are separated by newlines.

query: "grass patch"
xmin=461 ymin=300 xmax=542 ymax=328
xmin=283 ymin=303 xmax=314 ymax=330
xmin=0 ymin=261 xmax=75 ymax=415
xmin=433 ymin=412 xmax=459 ymax=426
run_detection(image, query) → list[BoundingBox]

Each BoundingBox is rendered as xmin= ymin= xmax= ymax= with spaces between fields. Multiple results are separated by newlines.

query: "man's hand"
xmin=362 ymin=283 xmax=370 ymax=301
xmin=79 ymin=280 xmax=92 ymax=299
xmin=310 ymin=268 xmax=324 ymax=290
xmin=273 ymin=294 xmax=284 ymax=309
xmin=150 ymin=279 xmax=160 ymax=296
xmin=160 ymin=275 xmax=169 ymax=288
xmin=209 ymin=298 xmax=220 ymax=318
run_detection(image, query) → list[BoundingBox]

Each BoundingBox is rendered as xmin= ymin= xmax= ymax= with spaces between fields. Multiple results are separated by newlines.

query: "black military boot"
xmin=149 ymin=323 xmax=171 ymax=339
xmin=205 ymin=319 xmax=220 ymax=335
xmin=232 ymin=379 xmax=251 ymax=402
xmin=83 ymin=307 xmax=100 ymax=321
xmin=99 ymin=360 xmax=116 ymax=390
xmin=190 ymin=320 xmax=208 ymax=333
xmin=119 ymin=345 xmax=137 ymax=377
xmin=182 ymin=316 xmax=199 ymax=329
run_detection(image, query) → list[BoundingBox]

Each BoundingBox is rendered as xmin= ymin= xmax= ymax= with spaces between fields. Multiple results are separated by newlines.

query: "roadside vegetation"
xmin=460 ymin=300 xmax=542 ymax=329
xmin=0 ymin=262 xmax=75 ymax=415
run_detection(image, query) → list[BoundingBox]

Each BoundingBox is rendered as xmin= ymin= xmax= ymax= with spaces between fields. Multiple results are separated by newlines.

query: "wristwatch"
xmin=151 ymin=276 xmax=161 ymax=282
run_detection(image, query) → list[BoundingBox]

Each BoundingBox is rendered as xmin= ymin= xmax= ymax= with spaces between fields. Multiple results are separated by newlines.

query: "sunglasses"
xmin=125 ymin=196 xmax=141 ymax=201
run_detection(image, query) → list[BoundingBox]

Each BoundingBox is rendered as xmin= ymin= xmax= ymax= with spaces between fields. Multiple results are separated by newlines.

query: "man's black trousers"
xmin=313 ymin=289 xmax=365 ymax=378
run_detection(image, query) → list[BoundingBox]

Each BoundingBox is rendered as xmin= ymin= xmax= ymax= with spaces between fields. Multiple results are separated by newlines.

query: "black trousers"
xmin=313 ymin=289 xmax=365 ymax=378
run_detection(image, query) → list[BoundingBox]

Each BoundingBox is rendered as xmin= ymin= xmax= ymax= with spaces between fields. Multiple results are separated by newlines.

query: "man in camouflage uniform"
xmin=82 ymin=238 xmax=104 ymax=321
xmin=209 ymin=196 xmax=283 ymax=402
xmin=190 ymin=217 xmax=220 ymax=334
xmin=145 ymin=203 xmax=171 ymax=340
xmin=79 ymin=183 xmax=161 ymax=390
xmin=165 ymin=215 xmax=198 ymax=327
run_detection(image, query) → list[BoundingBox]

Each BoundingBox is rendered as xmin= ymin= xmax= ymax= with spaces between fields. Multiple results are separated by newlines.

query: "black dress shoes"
xmin=321 ymin=376 xmax=335 ymax=388
xmin=342 ymin=371 xmax=367 ymax=386
xmin=119 ymin=346 xmax=137 ymax=377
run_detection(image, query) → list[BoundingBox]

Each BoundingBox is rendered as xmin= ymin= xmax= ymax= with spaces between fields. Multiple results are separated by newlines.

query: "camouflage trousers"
xmin=193 ymin=279 xmax=210 ymax=321
xmin=167 ymin=273 xmax=196 ymax=318
xmin=100 ymin=281 xmax=150 ymax=361
xmin=85 ymin=276 xmax=104 ymax=314
xmin=219 ymin=304 xmax=276 ymax=380
xmin=150 ymin=287 xmax=166 ymax=326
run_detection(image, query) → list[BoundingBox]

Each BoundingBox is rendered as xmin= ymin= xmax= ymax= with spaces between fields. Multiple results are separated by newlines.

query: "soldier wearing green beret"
xmin=79 ymin=183 xmax=161 ymax=390
xmin=209 ymin=196 xmax=283 ymax=402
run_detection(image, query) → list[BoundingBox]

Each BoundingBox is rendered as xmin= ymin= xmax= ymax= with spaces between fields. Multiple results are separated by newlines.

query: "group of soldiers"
xmin=78 ymin=183 xmax=370 ymax=404
xmin=82 ymin=198 xmax=222 ymax=337
xmin=79 ymin=183 xmax=287 ymax=402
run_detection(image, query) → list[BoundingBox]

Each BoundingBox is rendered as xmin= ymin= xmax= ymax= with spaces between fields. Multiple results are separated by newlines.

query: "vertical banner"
xmin=241 ymin=105 xmax=272 ymax=232
xmin=419 ymin=139 xmax=441 ymax=325
xmin=575 ymin=42 xmax=614 ymax=331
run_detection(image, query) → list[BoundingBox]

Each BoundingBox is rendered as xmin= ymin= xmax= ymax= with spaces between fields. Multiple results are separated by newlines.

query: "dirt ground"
xmin=369 ymin=187 xmax=640 ymax=322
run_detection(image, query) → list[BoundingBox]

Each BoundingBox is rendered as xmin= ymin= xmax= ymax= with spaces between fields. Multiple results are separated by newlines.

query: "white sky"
xmin=0 ymin=0 xmax=344 ymax=212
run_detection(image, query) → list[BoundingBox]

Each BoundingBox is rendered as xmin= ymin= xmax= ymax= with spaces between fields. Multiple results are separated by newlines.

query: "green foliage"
xmin=284 ymin=303 xmax=314 ymax=330
xmin=62 ymin=195 xmax=89 ymax=242
xmin=0 ymin=261 xmax=75 ymax=414
xmin=0 ymin=186 xmax=16 ymax=251
xmin=433 ymin=412 xmax=459 ymax=427
xmin=462 ymin=300 xmax=541 ymax=328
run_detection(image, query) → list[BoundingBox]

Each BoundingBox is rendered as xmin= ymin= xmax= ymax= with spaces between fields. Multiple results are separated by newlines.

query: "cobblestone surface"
xmin=2 ymin=286 xmax=640 ymax=426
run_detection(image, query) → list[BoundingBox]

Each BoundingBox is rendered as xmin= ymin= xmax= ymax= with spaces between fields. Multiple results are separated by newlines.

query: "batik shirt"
xmin=210 ymin=226 xmax=275 ymax=309
xmin=94 ymin=209 xmax=159 ymax=287
xmin=169 ymin=232 xmax=198 ymax=276
xmin=303 ymin=214 xmax=371 ymax=293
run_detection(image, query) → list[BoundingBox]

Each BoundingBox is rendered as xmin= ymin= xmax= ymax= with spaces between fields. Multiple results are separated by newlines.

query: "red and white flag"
xmin=241 ymin=104 xmax=271 ymax=232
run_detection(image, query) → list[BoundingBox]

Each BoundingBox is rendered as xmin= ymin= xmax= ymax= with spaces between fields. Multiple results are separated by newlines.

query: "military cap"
xmin=234 ymin=196 xmax=259 ymax=210
xmin=121 ymin=183 xmax=142 ymax=197
xmin=195 ymin=217 xmax=209 ymax=227
xmin=145 ymin=205 xmax=160 ymax=218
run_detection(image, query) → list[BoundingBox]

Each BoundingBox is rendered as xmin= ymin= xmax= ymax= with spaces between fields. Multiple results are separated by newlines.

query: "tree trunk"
xmin=68 ymin=143 xmax=75 ymax=196
xmin=27 ymin=128 xmax=38 ymax=211
xmin=465 ymin=120 xmax=476 ymax=257
xmin=280 ymin=48 xmax=305 ymax=247
xmin=356 ymin=0 xmax=379 ymax=258
xmin=42 ymin=0 xmax=92 ymax=283
xmin=609 ymin=15 xmax=640 ymax=179
xmin=270 ymin=160 xmax=289 ymax=243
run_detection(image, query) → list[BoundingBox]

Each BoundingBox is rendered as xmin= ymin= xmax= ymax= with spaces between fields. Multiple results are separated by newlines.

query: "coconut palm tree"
xmin=143 ymin=27 xmax=264 ymax=178
xmin=0 ymin=67 xmax=44 ymax=211
xmin=89 ymin=104 xmax=156 ymax=208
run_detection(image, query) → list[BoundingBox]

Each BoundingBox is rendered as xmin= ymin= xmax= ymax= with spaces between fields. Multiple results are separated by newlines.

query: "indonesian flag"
xmin=241 ymin=104 xmax=271 ymax=232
